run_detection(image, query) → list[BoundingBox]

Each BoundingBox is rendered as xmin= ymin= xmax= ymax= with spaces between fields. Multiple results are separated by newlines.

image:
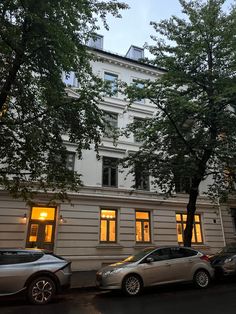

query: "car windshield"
xmin=123 ymin=248 xmax=155 ymax=263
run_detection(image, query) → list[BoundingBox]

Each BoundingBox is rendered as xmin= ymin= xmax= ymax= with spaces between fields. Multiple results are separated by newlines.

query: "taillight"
xmin=200 ymin=255 xmax=210 ymax=262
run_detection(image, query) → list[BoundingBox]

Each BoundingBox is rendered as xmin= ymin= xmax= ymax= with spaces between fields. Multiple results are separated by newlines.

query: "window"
xmin=170 ymin=247 xmax=198 ymax=259
xmin=135 ymin=166 xmax=149 ymax=191
xmin=66 ymin=152 xmax=75 ymax=171
xmin=100 ymin=209 xmax=116 ymax=242
xmin=136 ymin=211 xmax=151 ymax=242
xmin=104 ymin=72 xmax=118 ymax=96
xmin=132 ymin=80 xmax=144 ymax=104
xmin=231 ymin=208 xmax=236 ymax=231
xmin=102 ymin=157 xmax=118 ymax=187
xmin=146 ymin=248 xmax=172 ymax=261
xmin=88 ymin=34 xmax=103 ymax=49
xmin=133 ymin=118 xmax=145 ymax=143
xmin=62 ymin=71 xmax=78 ymax=87
xmin=176 ymin=213 xmax=203 ymax=244
xmin=174 ymin=176 xmax=192 ymax=193
xmin=103 ymin=112 xmax=118 ymax=137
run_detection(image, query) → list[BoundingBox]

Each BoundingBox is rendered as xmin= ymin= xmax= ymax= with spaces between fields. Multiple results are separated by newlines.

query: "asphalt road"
xmin=1 ymin=279 xmax=236 ymax=314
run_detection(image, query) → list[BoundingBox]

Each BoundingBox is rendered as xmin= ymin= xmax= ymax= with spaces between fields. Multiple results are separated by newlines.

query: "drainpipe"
xmin=218 ymin=198 xmax=226 ymax=247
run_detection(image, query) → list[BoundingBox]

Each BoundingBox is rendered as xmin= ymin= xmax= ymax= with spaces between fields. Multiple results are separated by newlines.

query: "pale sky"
xmin=99 ymin=0 xmax=235 ymax=56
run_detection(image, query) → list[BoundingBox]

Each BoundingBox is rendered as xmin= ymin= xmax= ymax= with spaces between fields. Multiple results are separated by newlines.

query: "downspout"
xmin=218 ymin=198 xmax=226 ymax=246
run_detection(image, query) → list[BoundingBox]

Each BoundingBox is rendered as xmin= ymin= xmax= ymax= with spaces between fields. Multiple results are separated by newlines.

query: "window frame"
xmin=102 ymin=156 xmax=118 ymax=188
xmin=176 ymin=213 xmax=203 ymax=244
xmin=135 ymin=166 xmax=149 ymax=191
xmin=66 ymin=151 xmax=76 ymax=171
xmin=100 ymin=208 xmax=117 ymax=243
xmin=135 ymin=211 xmax=151 ymax=243
xmin=103 ymin=111 xmax=118 ymax=138
xmin=132 ymin=79 xmax=145 ymax=104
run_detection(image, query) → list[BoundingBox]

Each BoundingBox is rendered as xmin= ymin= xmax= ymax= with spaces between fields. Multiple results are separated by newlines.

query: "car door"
xmin=139 ymin=248 xmax=175 ymax=286
xmin=169 ymin=247 xmax=198 ymax=282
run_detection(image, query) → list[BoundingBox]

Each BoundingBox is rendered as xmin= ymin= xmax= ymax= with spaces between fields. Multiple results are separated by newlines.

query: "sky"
xmin=98 ymin=0 xmax=235 ymax=56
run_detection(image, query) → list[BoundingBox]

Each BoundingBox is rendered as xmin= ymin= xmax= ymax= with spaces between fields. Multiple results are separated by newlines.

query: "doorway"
xmin=26 ymin=206 xmax=57 ymax=251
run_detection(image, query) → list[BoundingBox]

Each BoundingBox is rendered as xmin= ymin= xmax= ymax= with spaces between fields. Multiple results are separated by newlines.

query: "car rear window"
xmin=0 ymin=251 xmax=44 ymax=265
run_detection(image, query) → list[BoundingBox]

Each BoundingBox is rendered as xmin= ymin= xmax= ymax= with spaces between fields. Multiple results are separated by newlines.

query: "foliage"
xmin=123 ymin=0 xmax=236 ymax=246
xmin=0 ymin=0 xmax=128 ymax=202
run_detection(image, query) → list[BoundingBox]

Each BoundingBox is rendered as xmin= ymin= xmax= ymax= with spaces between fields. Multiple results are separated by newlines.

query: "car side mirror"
xmin=146 ymin=257 xmax=154 ymax=263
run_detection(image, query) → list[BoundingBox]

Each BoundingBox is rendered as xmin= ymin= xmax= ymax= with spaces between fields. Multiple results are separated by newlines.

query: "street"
xmin=1 ymin=279 xmax=236 ymax=314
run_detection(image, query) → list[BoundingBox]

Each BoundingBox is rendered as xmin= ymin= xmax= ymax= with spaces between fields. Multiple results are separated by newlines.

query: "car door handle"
xmin=165 ymin=263 xmax=171 ymax=266
xmin=188 ymin=259 xmax=194 ymax=263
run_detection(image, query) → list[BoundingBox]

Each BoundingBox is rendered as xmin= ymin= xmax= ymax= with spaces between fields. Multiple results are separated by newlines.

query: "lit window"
xmin=176 ymin=213 xmax=203 ymax=244
xmin=104 ymin=72 xmax=118 ymax=96
xmin=136 ymin=211 xmax=151 ymax=242
xmin=31 ymin=207 xmax=55 ymax=221
xmin=100 ymin=209 xmax=117 ymax=242
xmin=102 ymin=157 xmax=118 ymax=187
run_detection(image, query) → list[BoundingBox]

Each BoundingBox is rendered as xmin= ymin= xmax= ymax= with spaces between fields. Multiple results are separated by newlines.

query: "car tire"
xmin=27 ymin=276 xmax=56 ymax=305
xmin=194 ymin=269 xmax=210 ymax=289
xmin=122 ymin=274 xmax=143 ymax=296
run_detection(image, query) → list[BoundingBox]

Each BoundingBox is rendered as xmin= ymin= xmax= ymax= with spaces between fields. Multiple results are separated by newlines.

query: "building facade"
xmin=0 ymin=40 xmax=236 ymax=271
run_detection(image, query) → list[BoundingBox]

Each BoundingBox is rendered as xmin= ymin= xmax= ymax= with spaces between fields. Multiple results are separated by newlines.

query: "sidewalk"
xmin=71 ymin=270 xmax=97 ymax=289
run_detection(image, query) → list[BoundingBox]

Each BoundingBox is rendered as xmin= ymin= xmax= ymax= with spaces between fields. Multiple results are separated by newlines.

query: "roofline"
xmin=88 ymin=47 xmax=166 ymax=73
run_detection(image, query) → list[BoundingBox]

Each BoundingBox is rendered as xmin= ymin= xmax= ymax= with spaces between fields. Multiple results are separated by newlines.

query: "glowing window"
xmin=136 ymin=211 xmax=151 ymax=243
xmin=176 ymin=213 xmax=203 ymax=244
xmin=100 ymin=209 xmax=116 ymax=242
xmin=31 ymin=207 xmax=55 ymax=221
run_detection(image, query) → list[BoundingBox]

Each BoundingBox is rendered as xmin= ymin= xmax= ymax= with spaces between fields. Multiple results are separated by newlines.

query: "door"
xmin=26 ymin=206 xmax=56 ymax=251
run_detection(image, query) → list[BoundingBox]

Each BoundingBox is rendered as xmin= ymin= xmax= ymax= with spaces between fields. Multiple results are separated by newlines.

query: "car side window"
xmin=171 ymin=247 xmax=197 ymax=259
xmin=0 ymin=251 xmax=43 ymax=265
xmin=147 ymin=248 xmax=172 ymax=262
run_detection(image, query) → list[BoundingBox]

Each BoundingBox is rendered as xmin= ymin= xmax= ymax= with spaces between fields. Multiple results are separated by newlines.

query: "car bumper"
xmin=96 ymin=273 xmax=121 ymax=290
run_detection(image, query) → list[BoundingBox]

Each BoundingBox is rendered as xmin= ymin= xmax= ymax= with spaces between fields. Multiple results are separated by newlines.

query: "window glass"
xmin=176 ymin=213 xmax=203 ymax=244
xmin=148 ymin=248 xmax=172 ymax=261
xmin=29 ymin=224 xmax=38 ymax=242
xmin=66 ymin=152 xmax=75 ymax=171
xmin=136 ymin=211 xmax=151 ymax=243
xmin=103 ymin=112 xmax=118 ymax=137
xmin=132 ymin=80 xmax=144 ymax=103
xmin=104 ymin=72 xmax=118 ymax=96
xmin=31 ymin=207 xmax=55 ymax=221
xmin=102 ymin=157 xmax=118 ymax=187
xmin=135 ymin=166 xmax=149 ymax=191
xmin=44 ymin=225 xmax=53 ymax=242
xmin=100 ymin=209 xmax=116 ymax=242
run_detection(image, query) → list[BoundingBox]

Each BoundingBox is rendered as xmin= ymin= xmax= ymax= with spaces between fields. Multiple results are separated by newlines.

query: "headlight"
xmin=103 ymin=268 xmax=122 ymax=277
xmin=224 ymin=257 xmax=233 ymax=263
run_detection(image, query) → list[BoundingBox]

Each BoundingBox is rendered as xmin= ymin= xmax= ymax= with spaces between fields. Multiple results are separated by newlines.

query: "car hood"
xmin=99 ymin=261 xmax=137 ymax=273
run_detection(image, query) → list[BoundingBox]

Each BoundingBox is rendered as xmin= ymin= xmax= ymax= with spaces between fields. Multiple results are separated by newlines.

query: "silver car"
xmin=96 ymin=246 xmax=214 ymax=296
xmin=0 ymin=248 xmax=71 ymax=304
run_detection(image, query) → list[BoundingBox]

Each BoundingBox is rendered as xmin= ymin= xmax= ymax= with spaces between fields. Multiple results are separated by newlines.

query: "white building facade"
xmin=0 ymin=41 xmax=236 ymax=271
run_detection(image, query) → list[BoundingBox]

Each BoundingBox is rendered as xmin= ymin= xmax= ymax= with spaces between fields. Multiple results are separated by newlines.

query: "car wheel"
xmin=27 ymin=276 xmax=56 ymax=305
xmin=122 ymin=274 xmax=142 ymax=296
xmin=194 ymin=269 xmax=210 ymax=288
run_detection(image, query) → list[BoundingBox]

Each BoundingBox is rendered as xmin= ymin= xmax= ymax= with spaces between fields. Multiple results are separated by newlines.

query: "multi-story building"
xmin=0 ymin=37 xmax=236 ymax=271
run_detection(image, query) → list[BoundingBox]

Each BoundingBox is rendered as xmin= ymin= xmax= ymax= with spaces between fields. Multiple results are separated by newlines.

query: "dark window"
xmin=133 ymin=118 xmax=145 ymax=143
xmin=147 ymin=248 xmax=172 ymax=262
xmin=102 ymin=157 xmax=118 ymax=187
xmin=135 ymin=166 xmax=149 ymax=191
xmin=132 ymin=80 xmax=144 ymax=104
xmin=103 ymin=112 xmax=118 ymax=137
xmin=231 ymin=208 xmax=236 ymax=231
xmin=175 ymin=176 xmax=192 ymax=193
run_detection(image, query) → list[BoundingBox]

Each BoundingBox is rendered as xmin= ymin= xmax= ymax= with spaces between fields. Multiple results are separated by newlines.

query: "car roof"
xmin=0 ymin=248 xmax=49 ymax=254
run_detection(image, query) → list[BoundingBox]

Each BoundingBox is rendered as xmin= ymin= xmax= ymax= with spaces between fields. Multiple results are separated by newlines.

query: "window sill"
xmin=96 ymin=244 xmax=123 ymax=249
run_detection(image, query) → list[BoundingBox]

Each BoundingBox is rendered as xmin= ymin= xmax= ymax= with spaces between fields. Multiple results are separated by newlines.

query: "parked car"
xmin=0 ymin=248 xmax=71 ymax=305
xmin=209 ymin=243 xmax=236 ymax=278
xmin=96 ymin=246 xmax=214 ymax=296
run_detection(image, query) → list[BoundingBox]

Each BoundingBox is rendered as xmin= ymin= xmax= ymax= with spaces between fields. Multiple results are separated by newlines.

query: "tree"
xmin=123 ymin=0 xmax=236 ymax=246
xmin=0 ymin=0 xmax=128 ymax=201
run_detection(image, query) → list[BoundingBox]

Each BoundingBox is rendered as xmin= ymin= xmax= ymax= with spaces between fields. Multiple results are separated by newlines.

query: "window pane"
xmin=177 ymin=223 xmax=183 ymax=242
xmin=66 ymin=152 xmax=75 ymax=171
xmin=183 ymin=214 xmax=187 ymax=221
xmin=31 ymin=207 xmax=55 ymax=221
xmin=101 ymin=210 xmax=116 ymax=219
xmin=136 ymin=212 xmax=149 ymax=220
xmin=109 ymin=220 xmax=116 ymax=242
xmin=102 ymin=167 xmax=109 ymax=186
xmin=100 ymin=220 xmax=107 ymax=241
xmin=143 ymin=221 xmax=150 ymax=242
xmin=44 ymin=225 xmax=53 ymax=242
xmin=110 ymin=167 xmax=117 ymax=187
xmin=104 ymin=72 xmax=118 ymax=95
xmin=136 ymin=221 xmax=142 ymax=242
xmin=192 ymin=229 xmax=196 ymax=243
xmin=194 ymin=215 xmax=200 ymax=222
xmin=195 ymin=224 xmax=202 ymax=243
xmin=29 ymin=224 xmax=38 ymax=242
xmin=176 ymin=214 xmax=181 ymax=221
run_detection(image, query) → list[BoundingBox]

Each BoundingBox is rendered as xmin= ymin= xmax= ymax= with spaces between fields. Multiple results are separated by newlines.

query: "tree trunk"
xmin=183 ymin=178 xmax=200 ymax=247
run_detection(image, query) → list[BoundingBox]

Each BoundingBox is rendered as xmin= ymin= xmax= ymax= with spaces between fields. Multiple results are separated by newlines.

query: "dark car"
xmin=210 ymin=243 xmax=236 ymax=278
xmin=0 ymin=248 xmax=71 ymax=304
